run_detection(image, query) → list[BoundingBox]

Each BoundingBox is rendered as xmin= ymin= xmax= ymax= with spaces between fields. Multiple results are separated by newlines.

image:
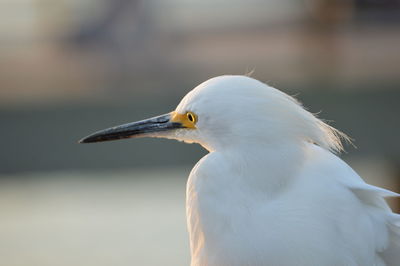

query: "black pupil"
xmin=188 ymin=113 xmax=193 ymax=122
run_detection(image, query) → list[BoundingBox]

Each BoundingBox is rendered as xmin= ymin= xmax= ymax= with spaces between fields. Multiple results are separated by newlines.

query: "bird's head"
xmin=80 ymin=75 xmax=347 ymax=153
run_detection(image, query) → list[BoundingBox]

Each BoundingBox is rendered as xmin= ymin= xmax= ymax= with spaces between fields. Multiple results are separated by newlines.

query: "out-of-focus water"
xmin=0 ymin=161 xmax=397 ymax=266
xmin=0 ymin=168 xmax=191 ymax=266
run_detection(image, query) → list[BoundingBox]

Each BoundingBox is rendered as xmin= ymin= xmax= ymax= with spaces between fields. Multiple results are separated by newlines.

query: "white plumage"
xmin=177 ymin=76 xmax=400 ymax=266
xmin=81 ymin=75 xmax=400 ymax=266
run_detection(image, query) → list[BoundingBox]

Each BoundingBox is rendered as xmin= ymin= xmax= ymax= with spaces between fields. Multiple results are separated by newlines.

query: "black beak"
xmin=79 ymin=112 xmax=184 ymax=143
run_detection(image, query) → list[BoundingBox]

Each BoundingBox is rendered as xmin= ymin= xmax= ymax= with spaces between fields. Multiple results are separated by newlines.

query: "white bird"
xmin=80 ymin=75 xmax=400 ymax=266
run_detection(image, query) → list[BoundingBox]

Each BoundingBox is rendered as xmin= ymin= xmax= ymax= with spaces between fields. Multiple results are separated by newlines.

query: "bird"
xmin=80 ymin=75 xmax=400 ymax=266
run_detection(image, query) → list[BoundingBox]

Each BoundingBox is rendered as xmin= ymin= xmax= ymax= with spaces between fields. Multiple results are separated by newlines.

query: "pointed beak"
xmin=79 ymin=112 xmax=185 ymax=143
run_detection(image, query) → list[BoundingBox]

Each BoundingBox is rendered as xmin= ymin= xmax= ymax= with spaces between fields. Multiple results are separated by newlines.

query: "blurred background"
xmin=1 ymin=0 xmax=400 ymax=265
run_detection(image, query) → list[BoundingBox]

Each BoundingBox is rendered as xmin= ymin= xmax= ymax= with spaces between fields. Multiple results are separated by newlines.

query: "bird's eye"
xmin=186 ymin=112 xmax=197 ymax=123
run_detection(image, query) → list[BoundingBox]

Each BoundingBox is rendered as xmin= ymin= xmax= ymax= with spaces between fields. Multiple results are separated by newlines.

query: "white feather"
xmin=168 ymin=75 xmax=399 ymax=266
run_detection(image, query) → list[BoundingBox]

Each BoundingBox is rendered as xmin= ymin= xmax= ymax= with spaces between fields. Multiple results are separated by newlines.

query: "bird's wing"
xmin=308 ymin=145 xmax=400 ymax=266
xmin=345 ymin=175 xmax=400 ymax=266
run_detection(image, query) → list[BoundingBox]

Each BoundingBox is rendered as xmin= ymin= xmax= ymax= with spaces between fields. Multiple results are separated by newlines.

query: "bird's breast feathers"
xmin=186 ymin=145 xmax=400 ymax=266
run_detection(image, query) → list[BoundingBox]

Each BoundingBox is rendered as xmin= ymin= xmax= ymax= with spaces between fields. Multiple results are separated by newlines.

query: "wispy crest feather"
xmin=315 ymin=119 xmax=351 ymax=153
xmin=283 ymin=92 xmax=351 ymax=153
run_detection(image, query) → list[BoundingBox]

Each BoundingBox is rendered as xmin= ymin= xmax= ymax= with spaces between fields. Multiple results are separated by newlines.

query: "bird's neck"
xmin=221 ymin=141 xmax=306 ymax=196
xmin=186 ymin=141 xmax=307 ymax=265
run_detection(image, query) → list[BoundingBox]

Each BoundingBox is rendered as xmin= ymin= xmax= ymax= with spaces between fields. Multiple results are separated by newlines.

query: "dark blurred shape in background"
xmin=0 ymin=1 xmax=399 ymax=265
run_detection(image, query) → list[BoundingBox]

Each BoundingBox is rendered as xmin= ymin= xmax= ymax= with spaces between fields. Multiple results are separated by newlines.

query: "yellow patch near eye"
xmin=170 ymin=111 xmax=197 ymax=129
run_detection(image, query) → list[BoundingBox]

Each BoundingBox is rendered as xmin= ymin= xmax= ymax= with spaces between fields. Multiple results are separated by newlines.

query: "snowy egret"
xmin=80 ymin=76 xmax=400 ymax=266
